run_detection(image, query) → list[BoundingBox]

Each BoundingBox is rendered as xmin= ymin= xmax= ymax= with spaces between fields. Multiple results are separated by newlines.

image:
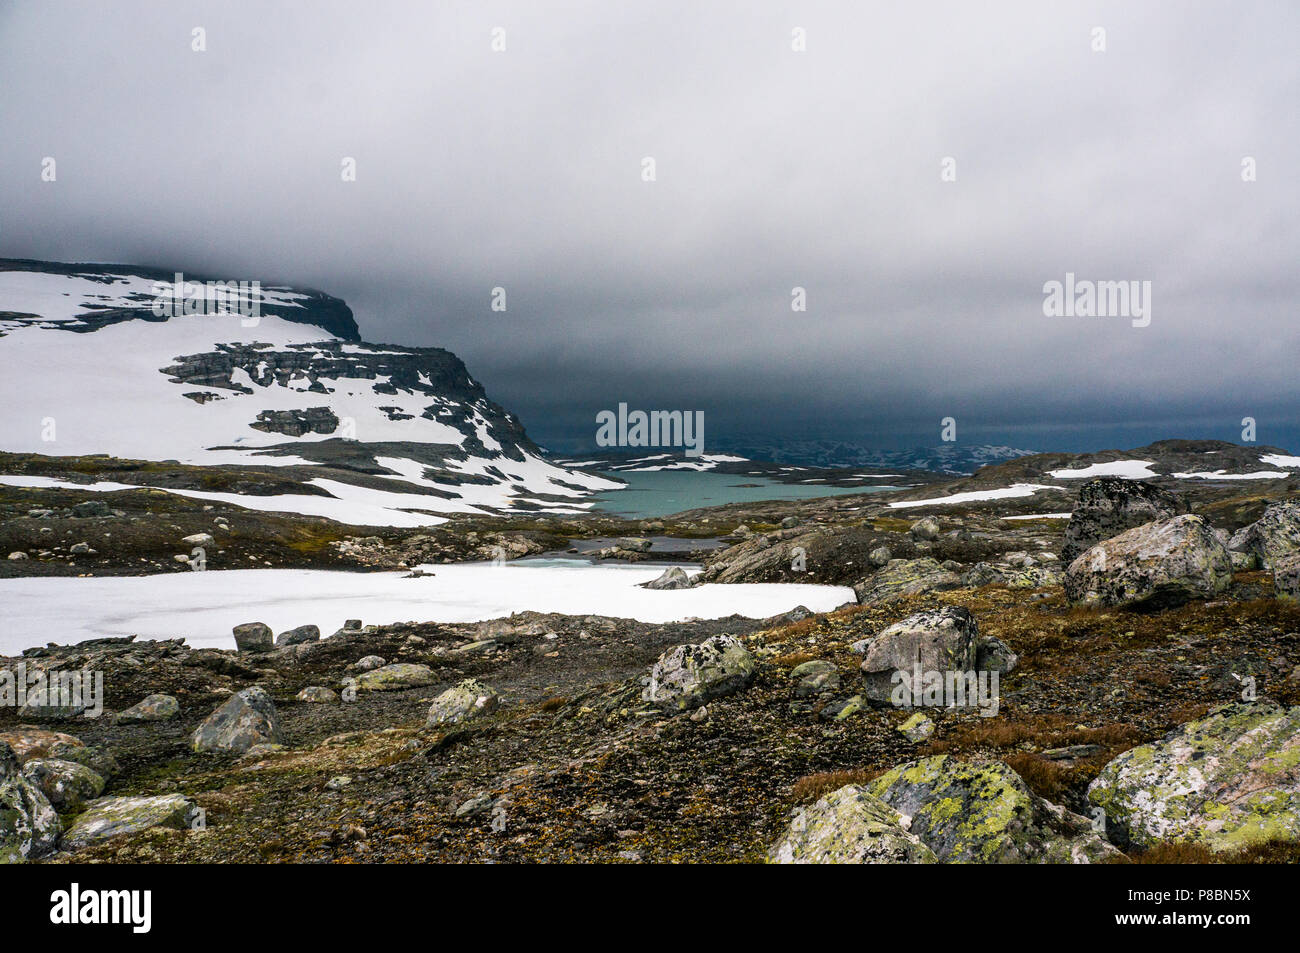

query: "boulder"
xmin=21 ymin=758 xmax=105 ymax=812
xmin=1275 ymin=552 xmax=1300 ymax=601
xmin=643 ymin=635 xmax=757 ymax=712
xmin=276 ymin=624 xmax=320 ymax=647
xmin=113 ymin=693 xmax=179 ymax=724
xmin=898 ymin=712 xmax=935 ymax=742
xmin=1062 ymin=478 xmax=1187 ymax=564
xmin=768 ymin=785 xmax=937 ymax=864
xmin=191 ymin=686 xmax=282 ymax=754
xmin=641 ymin=567 xmax=693 ymax=590
xmin=17 ymin=684 xmax=86 ymax=721
xmin=853 ymin=558 xmax=962 ymax=605
xmin=61 ymin=794 xmax=199 ymax=851
xmin=962 ymin=562 xmax=1007 ymax=588
xmin=355 ymin=663 xmax=436 ymax=692
xmin=859 ymin=606 xmax=979 ymax=704
xmin=426 ymin=679 xmax=500 ymax=727
xmin=868 ymin=546 xmax=892 ymax=568
xmin=1228 ymin=501 xmax=1300 ymax=570
xmin=868 ymin=755 xmax=1120 ymax=863
xmin=71 ymin=500 xmax=110 ymax=518
xmin=909 ymin=517 xmax=941 ymax=541
xmin=1064 ymin=514 xmax=1232 ymax=609
xmin=1088 ymin=702 xmax=1300 ymax=852
xmin=354 ymin=655 xmax=387 ymax=671
xmin=232 ymin=622 xmax=273 ymax=653
xmin=181 ymin=532 xmax=215 ymax=548
xmin=618 ymin=537 xmax=653 ymax=552
xmin=0 ymin=742 xmax=60 ymax=863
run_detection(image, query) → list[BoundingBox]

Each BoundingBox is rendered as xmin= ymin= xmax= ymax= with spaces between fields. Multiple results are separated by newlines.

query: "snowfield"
xmin=1047 ymin=460 xmax=1159 ymax=479
xmin=888 ymin=483 xmax=1064 ymax=509
xmin=0 ymin=563 xmax=856 ymax=655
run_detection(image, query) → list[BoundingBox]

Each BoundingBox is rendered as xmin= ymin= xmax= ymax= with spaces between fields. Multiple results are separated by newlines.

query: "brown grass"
xmin=790 ymin=768 xmax=883 ymax=803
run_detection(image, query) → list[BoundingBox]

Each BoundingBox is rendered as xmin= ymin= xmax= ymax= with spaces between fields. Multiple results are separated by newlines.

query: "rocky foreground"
xmin=4 ymin=448 xmax=1300 ymax=863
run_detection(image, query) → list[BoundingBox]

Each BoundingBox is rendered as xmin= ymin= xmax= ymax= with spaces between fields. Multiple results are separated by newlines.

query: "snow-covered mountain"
xmin=0 ymin=259 xmax=618 ymax=526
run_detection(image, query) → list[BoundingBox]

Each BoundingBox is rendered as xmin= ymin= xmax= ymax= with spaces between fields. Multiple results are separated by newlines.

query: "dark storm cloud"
xmin=2 ymin=0 xmax=1297 ymax=453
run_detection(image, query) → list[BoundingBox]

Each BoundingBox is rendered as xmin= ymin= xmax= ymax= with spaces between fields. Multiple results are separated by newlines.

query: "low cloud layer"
xmin=2 ymin=1 xmax=1296 ymax=453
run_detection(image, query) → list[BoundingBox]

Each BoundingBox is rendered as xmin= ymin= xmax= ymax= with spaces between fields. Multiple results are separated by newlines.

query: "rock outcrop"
xmin=643 ymin=635 xmax=757 ymax=712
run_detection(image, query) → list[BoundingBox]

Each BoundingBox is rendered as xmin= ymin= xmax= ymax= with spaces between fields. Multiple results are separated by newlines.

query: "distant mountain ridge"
xmin=706 ymin=438 xmax=1037 ymax=475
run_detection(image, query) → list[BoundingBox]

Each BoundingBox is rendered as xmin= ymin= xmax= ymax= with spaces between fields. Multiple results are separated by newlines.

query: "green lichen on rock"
xmin=1087 ymin=701 xmax=1300 ymax=851
xmin=0 ymin=742 xmax=60 ymax=863
xmin=768 ymin=785 xmax=937 ymax=863
xmin=354 ymin=663 xmax=436 ymax=692
xmin=426 ymin=678 xmax=500 ymax=727
xmin=61 ymin=794 xmax=199 ymax=851
xmin=643 ymin=635 xmax=757 ymax=712
xmin=853 ymin=557 xmax=961 ymax=605
xmin=867 ymin=755 xmax=1119 ymax=863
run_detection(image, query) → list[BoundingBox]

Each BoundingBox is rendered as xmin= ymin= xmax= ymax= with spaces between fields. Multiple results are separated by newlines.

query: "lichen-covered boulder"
xmin=768 ymin=785 xmax=937 ymax=864
xmin=17 ymin=684 xmax=86 ymax=721
xmin=643 ymin=635 xmax=757 ymax=712
xmin=898 ymin=712 xmax=935 ymax=742
xmin=426 ymin=679 xmax=500 ymax=727
xmin=1087 ymin=702 xmax=1300 ymax=852
xmin=860 ymin=606 xmax=978 ymax=704
xmin=962 ymin=562 xmax=1007 ymax=588
xmin=1062 ymin=478 xmax=1187 ymax=564
xmin=276 ymin=624 xmax=320 ymax=647
xmin=853 ymin=558 xmax=961 ymax=605
xmin=21 ymin=758 xmax=105 ymax=812
xmin=867 ymin=755 xmax=1120 ymax=863
xmin=191 ymin=686 xmax=282 ymax=754
xmin=61 ymin=794 xmax=199 ymax=851
xmin=354 ymin=655 xmax=387 ymax=671
xmin=355 ymin=663 xmax=436 ymax=692
xmin=0 ymin=742 xmax=60 ymax=863
xmin=975 ymin=636 xmax=1019 ymax=674
xmin=1228 ymin=501 xmax=1300 ymax=570
xmin=791 ymin=659 xmax=840 ymax=697
xmin=232 ymin=622 xmax=273 ymax=653
xmin=1274 ymin=552 xmax=1300 ymax=601
xmin=113 ymin=693 xmax=179 ymax=724
xmin=1064 ymin=515 xmax=1232 ymax=609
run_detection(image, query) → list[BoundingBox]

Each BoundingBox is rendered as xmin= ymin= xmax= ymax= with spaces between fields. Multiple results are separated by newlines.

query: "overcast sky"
xmin=2 ymin=1 xmax=1297 ymax=454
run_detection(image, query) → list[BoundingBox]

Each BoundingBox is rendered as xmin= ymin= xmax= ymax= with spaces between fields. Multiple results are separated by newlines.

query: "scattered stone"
xmin=114 ymin=694 xmax=179 ymax=724
xmin=325 ymin=776 xmax=352 ymax=791
xmin=909 ymin=517 xmax=941 ymax=541
xmin=70 ymin=500 xmax=110 ymax=518
xmin=860 ymin=606 xmax=978 ymax=705
xmin=898 ymin=712 xmax=935 ymax=742
xmin=61 ymin=794 xmax=200 ymax=851
xmin=296 ymin=686 xmax=340 ymax=703
xmin=853 ymin=557 xmax=962 ymax=605
xmin=868 ymin=546 xmax=892 ymax=568
xmin=781 ymin=516 xmax=799 ymax=529
xmin=181 ymin=533 xmax=215 ymax=548
xmin=617 ymin=537 xmax=653 ymax=552
xmin=191 ymin=686 xmax=283 ymax=754
xmin=0 ymin=728 xmax=83 ymax=764
xmin=1065 ymin=515 xmax=1232 ymax=609
xmin=1088 ymin=701 xmax=1300 ymax=851
xmin=790 ymin=659 xmax=840 ymax=696
xmin=641 ymin=567 xmax=693 ymax=590
xmin=427 ymin=679 xmax=500 ymax=727
xmin=975 ymin=636 xmax=1019 ymax=674
xmin=643 ymin=635 xmax=757 ymax=712
xmin=768 ymin=785 xmax=937 ymax=864
xmin=276 ymin=624 xmax=320 ymax=647
xmin=69 ymin=542 xmax=94 ymax=555
xmin=356 ymin=663 xmax=436 ymax=692
xmin=7 ymin=551 xmax=27 ymax=561
xmin=354 ymin=655 xmax=387 ymax=671
xmin=45 ymin=742 xmax=118 ymax=780
xmin=232 ymin=622 xmax=273 ymax=653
